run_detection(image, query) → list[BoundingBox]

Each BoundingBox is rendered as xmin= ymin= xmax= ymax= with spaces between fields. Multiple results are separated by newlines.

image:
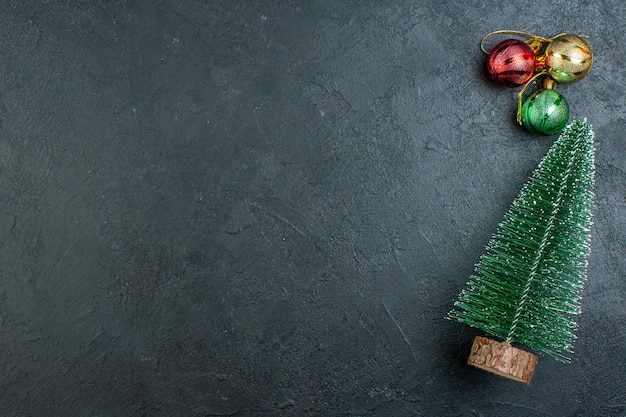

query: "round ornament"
xmin=520 ymin=88 xmax=569 ymax=135
xmin=542 ymin=34 xmax=593 ymax=83
xmin=487 ymin=39 xmax=536 ymax=87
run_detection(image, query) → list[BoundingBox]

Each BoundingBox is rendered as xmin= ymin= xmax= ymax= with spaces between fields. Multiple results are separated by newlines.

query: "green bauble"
xmin=521 ymin=89 xmax=569 ymax=135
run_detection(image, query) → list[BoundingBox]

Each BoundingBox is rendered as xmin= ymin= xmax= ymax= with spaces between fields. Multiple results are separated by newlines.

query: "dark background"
xmin=0 ymin=1 xmax=624 ymax=416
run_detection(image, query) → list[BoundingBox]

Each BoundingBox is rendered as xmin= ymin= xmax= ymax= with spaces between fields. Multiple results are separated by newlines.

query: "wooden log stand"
xmin=467 ymin=336 xmax=538 ymax=384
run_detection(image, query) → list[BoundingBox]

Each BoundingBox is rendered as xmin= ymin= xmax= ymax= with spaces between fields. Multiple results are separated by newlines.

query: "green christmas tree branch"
xmin=448 ymin=120 xmax=595 ymax=362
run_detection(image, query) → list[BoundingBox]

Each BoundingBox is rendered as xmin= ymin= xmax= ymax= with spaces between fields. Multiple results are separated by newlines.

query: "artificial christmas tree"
xmin=448 ymin=120 xmax=595 ymax=384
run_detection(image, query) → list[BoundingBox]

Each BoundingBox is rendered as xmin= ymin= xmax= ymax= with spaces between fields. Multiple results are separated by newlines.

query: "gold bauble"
xmin=544 ymin=34 xmax=593 ymax=83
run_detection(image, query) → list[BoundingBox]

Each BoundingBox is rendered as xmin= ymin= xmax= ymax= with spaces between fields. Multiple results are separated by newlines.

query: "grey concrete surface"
xmin=0 ymin=1 xmax=624 ymax=416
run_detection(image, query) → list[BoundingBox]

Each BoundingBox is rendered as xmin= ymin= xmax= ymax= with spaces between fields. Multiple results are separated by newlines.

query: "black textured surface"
xmin=0 ymin=1 xmax=624 ymax=416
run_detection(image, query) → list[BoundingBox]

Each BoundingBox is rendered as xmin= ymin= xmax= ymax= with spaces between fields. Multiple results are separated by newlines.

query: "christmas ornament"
xmin=481 ymin=30 xmax=593 ymax=135
xmin=520 ymin=78 xmax=569 ymax=136
xmin=486 ymin=39 xmax=535 ymax=87
xmin=540 ymin=34 xmax=594 ymax=83
xmin=447 ymin=120 xmax=596 ymax=384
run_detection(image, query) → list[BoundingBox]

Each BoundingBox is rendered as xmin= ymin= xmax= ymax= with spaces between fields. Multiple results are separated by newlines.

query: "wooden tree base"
xmin=468 ymin=336 xmax=538 ymax=384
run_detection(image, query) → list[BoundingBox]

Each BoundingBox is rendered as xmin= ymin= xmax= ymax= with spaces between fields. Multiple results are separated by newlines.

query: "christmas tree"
xmin=448 ymin=120 xmax=595 ymax=383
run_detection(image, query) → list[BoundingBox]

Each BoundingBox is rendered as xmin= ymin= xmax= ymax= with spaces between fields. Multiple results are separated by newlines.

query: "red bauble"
xmin=487 ymin=39 xmax=536 ymax=87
